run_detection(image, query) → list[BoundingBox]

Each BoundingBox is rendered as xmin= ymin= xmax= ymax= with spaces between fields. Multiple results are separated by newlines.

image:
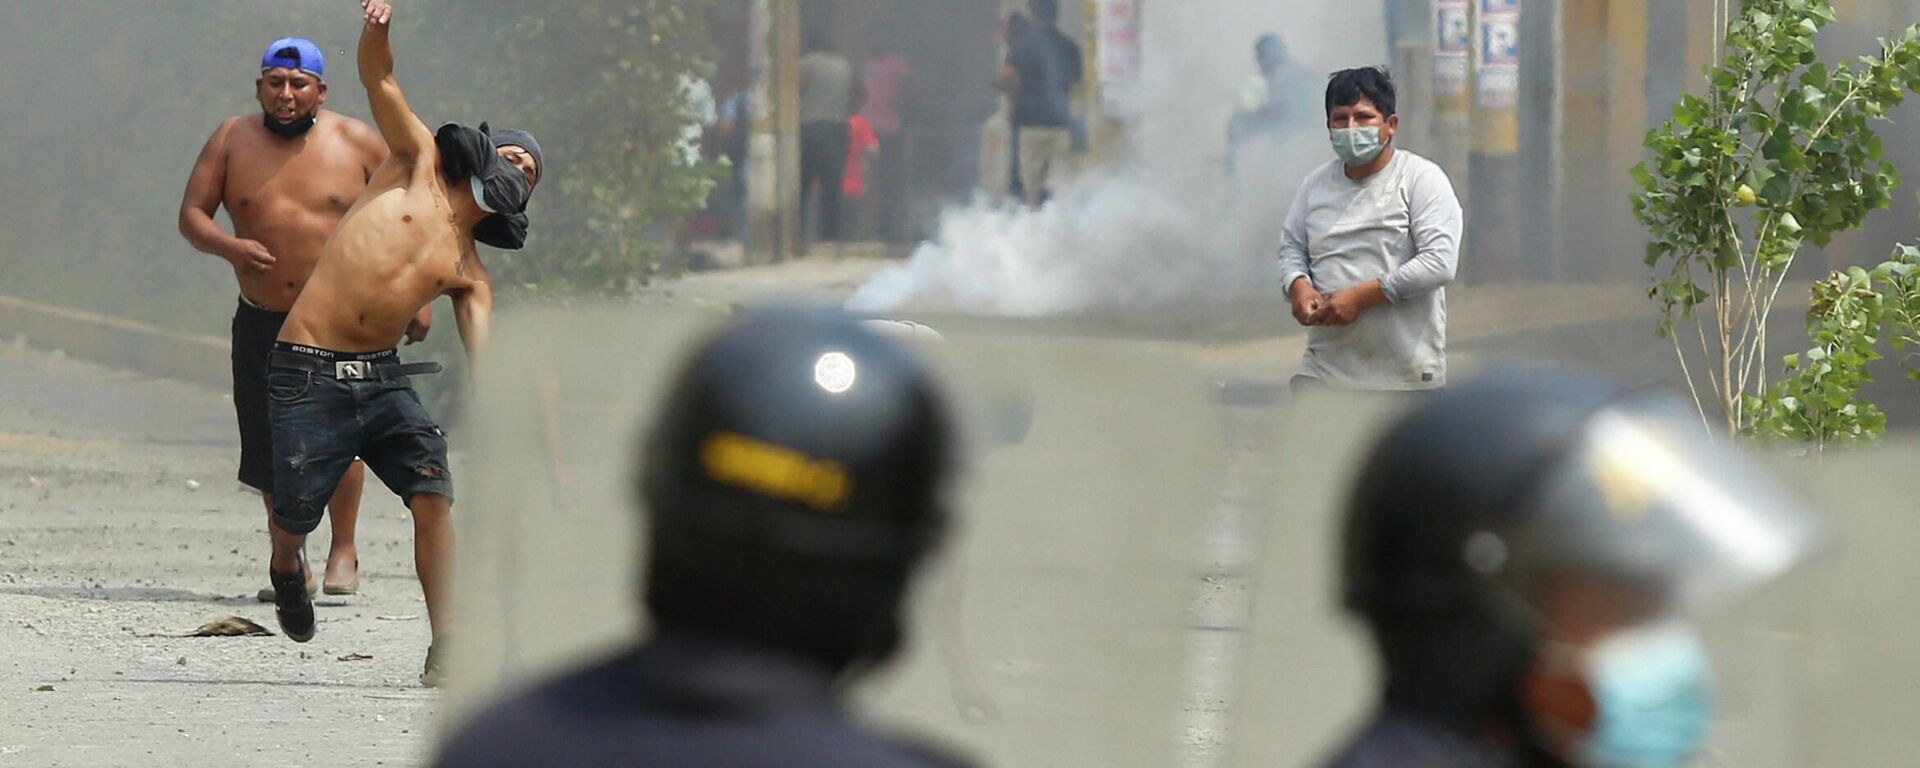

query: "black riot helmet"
xmin=639 ymin=305 xmax=956 ymax=670
xmin=1340 ymin=369 xmax=1816 ymax=724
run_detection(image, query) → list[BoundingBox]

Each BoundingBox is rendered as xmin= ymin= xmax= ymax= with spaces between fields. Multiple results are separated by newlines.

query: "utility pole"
xmin=771 ymin=0 xmax=801 ymax=262
xmin=748 ymin=0 xmax=802 ymax=264
xmin=1469 ymin=0 xmax=1523 ymax=281
xmin=1431 ymin=0 xmax=1474 ymax=242
xmin=1085 ymin=0 xmax=1140 ymax=165
xmin=1554 ymin=0 xmax=1647 ymax=282
xmin=1390 ymin=0 xmax=1436 ymax=157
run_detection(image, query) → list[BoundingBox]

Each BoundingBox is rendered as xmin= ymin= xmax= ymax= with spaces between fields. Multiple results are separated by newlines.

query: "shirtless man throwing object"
xmin=265 ymin=0 xmax=543 ymax=685
xmin=179 ymin=36 xmax=429 ymax=601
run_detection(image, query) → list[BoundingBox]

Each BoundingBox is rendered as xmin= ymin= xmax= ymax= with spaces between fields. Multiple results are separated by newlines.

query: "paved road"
xmin=0 ymin=341 xmax=440 ymax=767
xmin=8 ymin=270 xmax=1919 ymax=768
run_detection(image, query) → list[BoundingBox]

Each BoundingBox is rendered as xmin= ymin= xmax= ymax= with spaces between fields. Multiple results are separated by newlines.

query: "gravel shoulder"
xmin=0 ymin=343 xmax=440 ymax=767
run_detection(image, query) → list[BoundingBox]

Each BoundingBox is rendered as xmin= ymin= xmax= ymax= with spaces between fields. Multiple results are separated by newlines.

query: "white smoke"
xmin=849 ymin=141 xmax=1320 ymax=315
xmin=848 ymin=2 xmax=1385 ymax=317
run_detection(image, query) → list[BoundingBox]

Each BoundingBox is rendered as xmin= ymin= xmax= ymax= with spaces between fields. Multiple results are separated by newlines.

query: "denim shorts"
xmin=267 ymin=344 xmax=452 ymax=535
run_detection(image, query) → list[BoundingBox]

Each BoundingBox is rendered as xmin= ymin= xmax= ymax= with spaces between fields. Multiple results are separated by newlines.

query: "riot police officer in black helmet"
xmin=1321 ymin=369 xmax=1818 ymax=768
xmin=434 ymin=305 xmax=971 ymax=768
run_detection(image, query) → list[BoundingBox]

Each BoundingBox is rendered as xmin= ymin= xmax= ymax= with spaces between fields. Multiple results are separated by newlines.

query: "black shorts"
xmin=267 ymin=342 xmax=452 ymax=535
xmin=231 ymin=298 xmax=289 ymax=492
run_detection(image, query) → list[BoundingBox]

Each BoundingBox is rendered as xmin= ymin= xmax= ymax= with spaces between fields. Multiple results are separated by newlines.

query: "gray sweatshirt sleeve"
xmin=1277 ymin=178 xmax=1314 ymax=294
xmin=1380 ymin=163 xmax=1464 ymax=304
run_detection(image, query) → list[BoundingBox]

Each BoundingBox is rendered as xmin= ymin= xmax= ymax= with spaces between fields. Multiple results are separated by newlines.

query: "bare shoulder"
xmin=203 ymin=114 xmax=270 ymax=163
xmin=332 ymin=113 xmax=381 ymax=146
xmin=328 ymin=114 xmax=390 ymax=162
xmin=212 ymin=114 xmax=258 ymax=145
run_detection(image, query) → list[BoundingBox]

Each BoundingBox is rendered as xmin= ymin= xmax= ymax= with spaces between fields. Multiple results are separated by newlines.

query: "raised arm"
xmin=358 ymin=0 xmax=433 ymax=161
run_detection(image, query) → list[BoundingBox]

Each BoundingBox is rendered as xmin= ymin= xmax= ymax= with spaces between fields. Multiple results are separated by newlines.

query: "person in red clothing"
xmin=840 ymin=104 xmax=881 ymax=240
xmin=861 ymin=20 xmax=912 ymax=241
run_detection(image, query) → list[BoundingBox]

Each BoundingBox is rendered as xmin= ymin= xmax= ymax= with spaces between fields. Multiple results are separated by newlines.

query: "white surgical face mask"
xmin=1330 ymin=125 xmax=1387 ymax=166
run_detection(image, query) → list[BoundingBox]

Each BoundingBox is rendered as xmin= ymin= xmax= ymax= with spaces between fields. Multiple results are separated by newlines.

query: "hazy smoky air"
xmin=848 ymin=0 xmax=1388 ymax=316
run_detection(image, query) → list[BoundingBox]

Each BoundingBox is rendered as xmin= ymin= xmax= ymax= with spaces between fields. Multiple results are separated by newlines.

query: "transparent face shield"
xmin=1235 ymin=387 xmax=1825 ymax=767
xmin=1481 ymin=396 xmax=1822 ymax=768
xmin=1496 ymin=396 xmax=1822 ymax=622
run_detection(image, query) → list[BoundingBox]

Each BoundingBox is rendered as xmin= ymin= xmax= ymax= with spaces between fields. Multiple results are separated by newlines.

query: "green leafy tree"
xmin=1632 ymin=0 xmax=1920 ymax=435
xmin=1878 ymin=243 xmax=1920 ymax=370
xmin=413 ymin=0 xmax=722 ymax=294
xmin=1750 ymin=243 xmax=1920 ymax=453
xmin=1746 ymin=265 xmax=1887 ymax=450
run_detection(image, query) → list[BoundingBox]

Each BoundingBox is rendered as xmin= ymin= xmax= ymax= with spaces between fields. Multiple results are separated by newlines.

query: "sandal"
xmin=322 ymin=557 xmax=360 ymax=596
xmin=420 ymin=642 xmax=447 ymax=688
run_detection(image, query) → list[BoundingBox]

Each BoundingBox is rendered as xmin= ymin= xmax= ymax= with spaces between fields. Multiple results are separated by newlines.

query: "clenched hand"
xmin=1289 ymin=277 xmax=1324 ymax=327
xmin=230 ymin=239 xmax=277 ymax=273
xmin=360 ymin=0 xmax=392 ymax=27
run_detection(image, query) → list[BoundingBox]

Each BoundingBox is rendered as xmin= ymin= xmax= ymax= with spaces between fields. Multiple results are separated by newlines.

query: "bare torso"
xmin=220 ymin=113 xmax=383 ymax=311
xmin=279 ymin=151 xmax=479 ymax=352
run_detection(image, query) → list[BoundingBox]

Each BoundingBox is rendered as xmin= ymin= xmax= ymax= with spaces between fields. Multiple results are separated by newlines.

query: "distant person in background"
xmin=799 ymin=27 xmax=855 ymax=243
xmin=713 ymin=85 xmax=755 ymax=243
xmin=1004 ymin=0 xmax=1081 ymax=207
xmin=1278 ymin=67 xmax=1462 ymax=394
xmin=432 ymin=307 xmax=973 ymax=768
xmin=843 ymin=95 xmax=881 ymax=241
xmin=1229 ymin=33 xmax=1313 ymax=175
xmin=862 ymin=21 xmax=912 ymax=243
xmin=178 ymin=36 xmax=423 ymax=604
xmin=988 ymin=12 xmax=1034 ymax=203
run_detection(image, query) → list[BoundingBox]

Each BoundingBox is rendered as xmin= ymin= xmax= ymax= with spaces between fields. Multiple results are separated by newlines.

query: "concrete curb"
xmin=0 ymin=294 xmax=227 ymax=390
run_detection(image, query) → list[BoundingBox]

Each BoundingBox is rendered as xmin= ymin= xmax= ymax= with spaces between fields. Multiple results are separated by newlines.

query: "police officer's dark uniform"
xmin=1318 ymin=371 xmax=1816 ymax=768
xmin=433 ymin=306 xmax=970 ymax=768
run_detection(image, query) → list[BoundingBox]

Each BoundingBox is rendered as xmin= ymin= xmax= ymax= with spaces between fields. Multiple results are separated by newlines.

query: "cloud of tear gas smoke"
xmin=847 ymin=2 xmax=1386 ymax=317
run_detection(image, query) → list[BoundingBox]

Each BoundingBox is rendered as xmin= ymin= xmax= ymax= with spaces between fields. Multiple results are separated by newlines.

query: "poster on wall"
xmin=1096 ymin=0 xmax=1141 ymax=116
xmin=1476 ymin=0 xmax=1520 ymax=108
xmin=1434 ymin=0 xmax=1470 ymax=98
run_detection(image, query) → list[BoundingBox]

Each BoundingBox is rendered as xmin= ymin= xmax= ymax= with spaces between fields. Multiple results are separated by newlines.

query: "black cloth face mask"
xmin=435 ymin=122 xmax=533 ymax=250
xmin=263 ymin=111 xmax=317 ymax=139
xmin=473 ymin=211 xmax=529 ymax=251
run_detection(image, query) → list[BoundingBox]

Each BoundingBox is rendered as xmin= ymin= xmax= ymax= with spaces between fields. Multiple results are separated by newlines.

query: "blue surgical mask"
xmin=1330 ymin=126 xmax=1387 ymax=166
xmin=1579 ymin=624 xmax=1715 ymax=768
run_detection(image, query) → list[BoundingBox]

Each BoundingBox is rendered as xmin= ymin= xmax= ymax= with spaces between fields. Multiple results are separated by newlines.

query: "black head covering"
xmin=489 ymin=128 xmax=543 ymax=181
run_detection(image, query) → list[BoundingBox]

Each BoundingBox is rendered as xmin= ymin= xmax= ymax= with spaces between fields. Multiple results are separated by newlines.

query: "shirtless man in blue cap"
xmin=179 ymin=34 xmax=433 ymax=602
xmin=262 ymin=0 xmax=544 ymax=685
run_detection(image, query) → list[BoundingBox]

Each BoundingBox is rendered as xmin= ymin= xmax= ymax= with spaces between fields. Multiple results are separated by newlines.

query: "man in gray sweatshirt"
xmin=1278 ymin=67 xmax=1463 ymax=392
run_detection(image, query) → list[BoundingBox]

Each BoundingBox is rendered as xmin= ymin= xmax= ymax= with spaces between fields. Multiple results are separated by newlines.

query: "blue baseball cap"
xmin=261 ymin=37 xmax=325 ymax=78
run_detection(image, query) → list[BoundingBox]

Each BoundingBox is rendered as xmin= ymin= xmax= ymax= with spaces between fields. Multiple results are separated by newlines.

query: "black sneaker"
xmin=255 ymin=572 xmax=318 ymax=603
xmin=270 ymin=565 xmax=316 ymax=643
